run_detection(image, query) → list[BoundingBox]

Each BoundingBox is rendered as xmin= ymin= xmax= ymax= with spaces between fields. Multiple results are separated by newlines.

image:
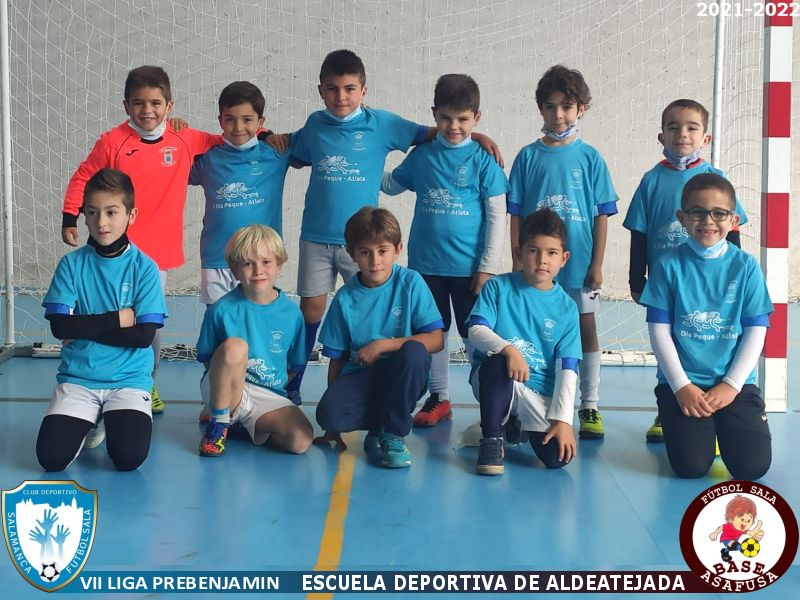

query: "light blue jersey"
xmin=623 ymin=161 xmax=748 ymax=268
xmin=319 ymin=264 xmax=444 ymax=376
xmin=292 ymin=108 xmax=422 ymax=244
xmin=469 ymin=273 xmax=582 ymax=397
xmin=508 ymin=139 xmax=618 ymax=289
xmin=196 ymin=286 xmax=306 ymax=402
xmin=640 ymin=243 xmax=773 ymax=387
xmin=392 ymin=137 xmax=510 ymax=276
xmin=43 ymin=244 xmax=167 ymax=391
xmin=190 ymin=139 xmax=295 ymax=269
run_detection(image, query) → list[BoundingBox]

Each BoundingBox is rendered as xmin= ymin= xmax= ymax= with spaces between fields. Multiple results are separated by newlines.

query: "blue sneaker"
xmin=363 ymin=430 xmax=383 ymax=454
xmin=380 ymin=435 xmax=411 ymax=468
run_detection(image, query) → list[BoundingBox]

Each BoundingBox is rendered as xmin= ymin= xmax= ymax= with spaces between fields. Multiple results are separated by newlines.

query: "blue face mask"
xmin=541 ymin=122 xmax=578 ymax=142
xmin=686 ymin=236 xmax=728 ymax=258
xmin=435 ymin=132 xmax=472 ymax=148
xmin=325 ymin=106 xmax=363 ymax=122
xmin=128 ymin=118 xmax=167 ymax=141
xmin=223 ymin=136 xmax=258 ymax=151
xmin=662 ymin=146 xmax=703 ymax=170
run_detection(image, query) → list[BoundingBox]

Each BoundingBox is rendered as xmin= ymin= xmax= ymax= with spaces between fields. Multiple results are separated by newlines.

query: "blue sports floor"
xmin=0 ymin=306 xmax=798 ymax=599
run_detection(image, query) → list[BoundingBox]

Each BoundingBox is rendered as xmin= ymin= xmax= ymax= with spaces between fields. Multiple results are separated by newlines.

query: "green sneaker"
xmin=380 ymin=435 xmax=411 ymax=468
xmin=646 ymin=415 xmax=664 ymax=443
xmin=151 ymin=385 xmax=165 ymax=414
xmin=578 ymin=408 xmax=604 ymax=439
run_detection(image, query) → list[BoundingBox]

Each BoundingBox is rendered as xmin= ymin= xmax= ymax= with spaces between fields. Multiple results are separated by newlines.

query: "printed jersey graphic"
xmin=317 ymin=155 xmax=360 ymax=175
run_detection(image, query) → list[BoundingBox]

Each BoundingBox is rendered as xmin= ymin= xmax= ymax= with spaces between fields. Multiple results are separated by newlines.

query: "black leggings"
xmin=656 ymin=384 xmax=771 ymax=480
xmin=37 ymin=410 xmax=152 ymax=472
xmin=421 ymin=274 xmax=476 ymax=337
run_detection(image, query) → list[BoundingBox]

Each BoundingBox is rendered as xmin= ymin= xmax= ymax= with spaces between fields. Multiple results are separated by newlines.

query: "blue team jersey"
xmin=319 ymin=264 xmax=444 ymax=376
xmin=622 ymin=161 xmax=748 ymax=269
xmin=392 ymin=137 xmax=510 ymax=276
xmin=190 ymin=139 xmax=295 ymax=269
xmin=469 ymin=273 xmax=582 ymax=397
xmin=292 ymin=108 xmax=420 ymax=244
xmin=507 ymin=139 xmax=618 ymax=289
xmin=196 ymin=286 xmax=306 ymax=402
xmin=43 ymin=244 xmax=167 ymax=391
xmin=640 ymin=243 xmax=773 ymax=387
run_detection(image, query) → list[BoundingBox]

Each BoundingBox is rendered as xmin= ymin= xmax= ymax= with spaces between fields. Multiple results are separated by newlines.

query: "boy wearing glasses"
xmin=640 ymin=173 xmax=772 ymax=480
xmin=623 ymin=99 xmax=747 ymax=442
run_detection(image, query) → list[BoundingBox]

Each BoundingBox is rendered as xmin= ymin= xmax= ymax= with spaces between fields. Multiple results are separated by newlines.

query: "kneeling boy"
xmin=37 ymin=168 xmax=167 ymax=471
xmin=469 ymin=208 xmax=581 ymax=475
xmin=316 ymin=207 xmax=444 ymax=468
xmin=197 ymin=225 xmax=313 ymax=456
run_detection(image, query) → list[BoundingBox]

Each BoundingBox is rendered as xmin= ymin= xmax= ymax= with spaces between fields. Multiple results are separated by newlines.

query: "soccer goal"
xmin=0 ymin=1 xmax=796 ymax=389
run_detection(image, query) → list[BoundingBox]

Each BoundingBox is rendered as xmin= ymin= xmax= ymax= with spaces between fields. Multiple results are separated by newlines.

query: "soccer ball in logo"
xmin=741 ymin=537 xmax=761 ymax=558
xmin=40 ymin=562 xmax=60 ymax=582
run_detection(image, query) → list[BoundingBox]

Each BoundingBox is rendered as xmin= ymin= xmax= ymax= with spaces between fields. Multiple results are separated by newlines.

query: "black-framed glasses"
xmin=684 ymin=207 xmax=734 ymax=222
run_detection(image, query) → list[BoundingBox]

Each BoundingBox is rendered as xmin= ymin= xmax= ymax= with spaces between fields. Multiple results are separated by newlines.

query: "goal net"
xmin=1 ymin=0 xmax=795 ymax=361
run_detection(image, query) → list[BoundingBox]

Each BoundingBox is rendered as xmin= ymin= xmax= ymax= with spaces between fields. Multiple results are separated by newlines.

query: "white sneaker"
xmin=84 ymin=421 xmax=106 ymax=449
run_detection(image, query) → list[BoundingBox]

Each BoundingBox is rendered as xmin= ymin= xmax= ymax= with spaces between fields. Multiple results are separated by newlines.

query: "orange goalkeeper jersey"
xmin=63 ymin=121 xmax=221 ymax=270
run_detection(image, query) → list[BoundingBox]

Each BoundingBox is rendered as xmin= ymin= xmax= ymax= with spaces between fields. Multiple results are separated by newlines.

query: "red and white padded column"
xmin=759 ymin=1 xmax=792 ymax=412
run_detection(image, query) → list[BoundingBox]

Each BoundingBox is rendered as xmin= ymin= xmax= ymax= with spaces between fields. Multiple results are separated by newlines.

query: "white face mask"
xmin=686 ymin=236 xmax=728 ymax=258
xmin=435 ymin=132 xmax=472 ymax=148
xmin=324 ymin=106 xmax=363 ymax=122
xmin=662 ymin=146 xmax=703 ymax=170
xmin=127 ymin=118 xmax=167 ymax=141
xmin=541 ymin=122 xmax=578 ymax=142
xmin=223 ymin=136 xmax=259 ymax=151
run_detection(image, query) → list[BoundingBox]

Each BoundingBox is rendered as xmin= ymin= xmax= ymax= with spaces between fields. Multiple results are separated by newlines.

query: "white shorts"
xmin=201 ymin=374 xmax=295 ymax=445
xmin=47 ymin=383 xmax=153 ymax=423
xmin=200 ymin=268 xmax=239 ymax=305
xmin=565 ymin=286 xmax=602 ymax=314
xmin=470 ymin=368 xmax=555 ymax=433
xmin=297 ymin=240 xmax=359 ymax=297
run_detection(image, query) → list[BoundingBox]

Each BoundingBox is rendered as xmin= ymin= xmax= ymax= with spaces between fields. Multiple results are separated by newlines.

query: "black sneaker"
xmin=477 ymin=437 xmax=505 ymax=475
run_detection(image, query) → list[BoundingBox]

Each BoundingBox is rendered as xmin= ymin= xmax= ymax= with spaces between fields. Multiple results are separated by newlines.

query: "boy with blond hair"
xmin=623 ymin=99 xmax=747 ymax=442
xmin=315 ymin=207 xmax=444 ymax=468
xmin=508 ymin=65 xmax=618 ymax=439
xmin=197 ymin=225 xmax=313 ymax=457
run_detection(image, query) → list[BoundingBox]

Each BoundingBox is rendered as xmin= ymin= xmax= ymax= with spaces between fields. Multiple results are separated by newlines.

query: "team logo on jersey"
xmin=725 ymin=281 xmax=738 ymax=304
xmin=318 ymin=155 xmax=360 ymax=176
xmin=352 ymin=131 xmax=366 ymax=151
xmin=508 ymin=337 xmax=546 ymax=370
xmin=681 ymin=311 xmax=733 ymax=334
xmin=391 ymin=306 xmax=405 ymax=337
xmin=455 ymin=166 xmax=469 ymax=188
xmin=542 ymin=319 xmax=556 ymax=342
xmin=246 ymin=358 xmax=281 ymax=387
xmin=570 ymin=168 xmax=583 ymax=189
xmin=269 ymin=331 xmax=284 ymax=353
xmin=120 ymin=282 xmax=131 ymax=306
xmin=214 ymin=182 xmax=261 ymax=205
xmin=421 ymin=188 xmax=466 ymax=214
xmin=2 ymin=480 xmax=97 ymax=592
xmin=679 ymin=481 xmax=798 ymax=593
xmin=159 ymin=146 xmax=177 ymax=167
xmin=657 ymin=220 xmax=688 ymax=242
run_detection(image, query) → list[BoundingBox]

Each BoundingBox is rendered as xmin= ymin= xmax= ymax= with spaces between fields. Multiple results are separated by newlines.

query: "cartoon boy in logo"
xmin=709 ymin=495 xmax=764 ymax=563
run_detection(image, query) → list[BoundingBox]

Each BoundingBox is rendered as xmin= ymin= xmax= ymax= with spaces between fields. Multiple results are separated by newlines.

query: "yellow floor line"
xmin=307 ymin=431 xmax=359 ymax=600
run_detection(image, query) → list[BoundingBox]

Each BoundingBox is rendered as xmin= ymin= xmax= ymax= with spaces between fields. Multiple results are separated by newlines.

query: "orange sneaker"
xmin=412 ymin=395 xmax=453 ymax=427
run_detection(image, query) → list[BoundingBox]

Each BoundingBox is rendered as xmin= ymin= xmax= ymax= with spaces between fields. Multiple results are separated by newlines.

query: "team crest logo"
xmin=725 ymin=281 xmax=738 ymax=303
xmin=680 ymin=481 xmax=798 ymax=593
xmin=2 ymin=480 xmax=97 ymax=592
xmin=455 ymin=166 xmax=469 ymax=188
xmin=352 ymin=131 xmax=366 ymax=151
xmin=160 ymin=146 xmax=177 ymax=167
xmin=269 ymin=331 xmax=284 ymax=353
xmin=542 ymin=319 xmax=556 ymax=342
xmin=570 ymin=168 xmax=583 ymax=189
xmin=120 ymin=282 xmax=131 ymax=306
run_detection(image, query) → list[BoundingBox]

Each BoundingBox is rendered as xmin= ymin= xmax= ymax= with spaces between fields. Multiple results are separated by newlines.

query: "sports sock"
xmin=210 ymin=406 xmax=231 ymax=425
xmin=428 ymin=334 xmax=449 ymax=399
xmin=579 ymin=350 xmax=601 ymax=410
